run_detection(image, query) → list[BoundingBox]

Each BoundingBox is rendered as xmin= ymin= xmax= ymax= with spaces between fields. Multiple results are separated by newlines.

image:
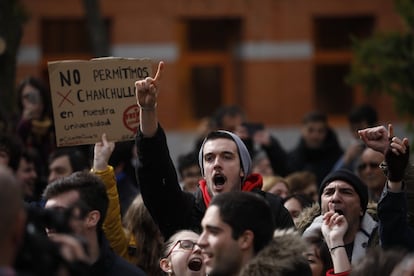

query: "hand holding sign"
xmin=48 ymin=57 xmax=153 ymax=146
xmin=135 ymin=61 xmax=164 ymax=110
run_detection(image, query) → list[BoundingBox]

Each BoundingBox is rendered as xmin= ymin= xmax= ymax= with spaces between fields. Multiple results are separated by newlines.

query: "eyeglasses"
xmin=358 ymin=162 xmax=380 ymax=171
xmin=165 ymin=240 xmax=198 ymax=257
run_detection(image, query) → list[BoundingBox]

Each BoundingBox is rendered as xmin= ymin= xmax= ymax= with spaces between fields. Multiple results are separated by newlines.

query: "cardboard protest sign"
xmin=48 ymin=57 xmax=152 ymax=147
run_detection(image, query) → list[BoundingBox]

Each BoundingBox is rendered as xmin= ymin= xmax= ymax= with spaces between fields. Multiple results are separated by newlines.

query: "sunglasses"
xmin=165 ymin=239 xmax=198 ymax=257
xmin=358 ymin=162 xmax=380 ymax=171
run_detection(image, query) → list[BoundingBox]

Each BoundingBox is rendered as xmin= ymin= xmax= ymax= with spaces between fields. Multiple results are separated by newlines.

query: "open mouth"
xmin=335 ymin=209 xmax=344 ymax=216
xmin=213 ymin=174 xmax=226 ymax=186
xmin=188 ymin=257 xmax=203 ymax=271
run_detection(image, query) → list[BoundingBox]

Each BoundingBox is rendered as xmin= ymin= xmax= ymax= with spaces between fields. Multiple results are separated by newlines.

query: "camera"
xmin=14 ymin=204 xmax=89 ymax=275
xmin=26 ymin=204 xmax=74 ymax=234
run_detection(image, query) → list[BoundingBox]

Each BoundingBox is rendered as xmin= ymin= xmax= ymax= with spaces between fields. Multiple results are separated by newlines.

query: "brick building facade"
xmin=17 ymin=0 xmax=405 ymax=130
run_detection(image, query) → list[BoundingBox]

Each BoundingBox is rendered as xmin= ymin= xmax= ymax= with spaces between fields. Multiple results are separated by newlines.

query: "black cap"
xmin=319 ymin=169 xmax=368 ymax=214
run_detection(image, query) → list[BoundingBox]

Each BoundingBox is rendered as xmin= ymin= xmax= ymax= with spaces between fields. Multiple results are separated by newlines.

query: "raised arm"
xmin=93 ymin=134 xmax=134 ymax=262
xmin=322 ymin=203 xmax=351 ymax=275
xmin=359 ymin=124 xmax=409 ymax=189
xmin=376 ymin=129 xmax=413 ymax=250
xmin=134 ymin=62 xmax=198 ymax=239
xmin=135 ymin=61 xmax=164 ymax=137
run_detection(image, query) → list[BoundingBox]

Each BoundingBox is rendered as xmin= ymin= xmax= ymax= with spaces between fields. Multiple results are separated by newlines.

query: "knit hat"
xmin=198 ymin=130 xmax=252 ymax=183
xmin=319 ymin=169 xmax=368 ymax=214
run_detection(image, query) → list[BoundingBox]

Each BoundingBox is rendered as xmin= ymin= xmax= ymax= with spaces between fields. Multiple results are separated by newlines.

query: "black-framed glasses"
xmin=358 ymin=162 xmax=380 ymax=171
xmin=165 ymin=240 xmax=198 ymax=258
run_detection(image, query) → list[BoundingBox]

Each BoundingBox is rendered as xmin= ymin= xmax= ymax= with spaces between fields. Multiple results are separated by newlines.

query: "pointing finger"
xmin=153 ymin=61 xmax=164 ymax=83
xmin=102 ymin=133 xmax=108 ymax=145
xmin=388 ymin=123 xmax=394 ymax=139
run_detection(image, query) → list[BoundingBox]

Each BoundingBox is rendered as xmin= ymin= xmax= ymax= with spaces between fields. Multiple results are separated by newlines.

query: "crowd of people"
xmin=1 ymin=61 xmax=414 ymax=276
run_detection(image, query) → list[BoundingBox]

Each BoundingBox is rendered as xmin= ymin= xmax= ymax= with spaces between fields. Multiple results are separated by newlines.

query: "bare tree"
xmin=82 ymin=0 xmax=110 ymax=57
xmin=0 ymin=0 xmax=27 ymax=117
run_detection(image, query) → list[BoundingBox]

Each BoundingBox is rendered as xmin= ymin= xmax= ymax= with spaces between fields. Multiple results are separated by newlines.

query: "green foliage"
xmin=347 ymin=0 xmax=414 ymax=121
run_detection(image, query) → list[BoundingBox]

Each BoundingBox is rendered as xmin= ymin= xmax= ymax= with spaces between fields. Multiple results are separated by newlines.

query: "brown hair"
xmin=123 ymin=195 xmax=164 ymax=275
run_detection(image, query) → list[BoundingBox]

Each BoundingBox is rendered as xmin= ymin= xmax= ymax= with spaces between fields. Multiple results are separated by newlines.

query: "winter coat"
xmin=136 ymin=125 xmax=294 ymax=239
xmin=298 ymin=203 xmax=379 ymax=265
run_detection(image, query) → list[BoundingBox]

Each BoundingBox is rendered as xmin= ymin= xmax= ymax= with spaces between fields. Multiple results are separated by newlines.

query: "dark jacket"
xmin=90 ymin=233 xmax=146 ymax=276
xmin=136 ymin=125 xmax=294 ymax=239
xmin=287 ymin=128 xmax=343 ymax=185
xmin=378 ymin=184 xmax=414 ymax=251
xmin=260 ymin=135 xmax=289 ymax=177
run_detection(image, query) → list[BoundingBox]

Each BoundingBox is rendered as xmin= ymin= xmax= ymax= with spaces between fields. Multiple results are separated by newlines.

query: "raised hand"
xmin=322 ymin=202 xmax=348 ymax=248
xmin=358 ymin=125 xmax=389 ymax=154
xmin=93 ymin=133 xmax=115 ymax=171
xmin=135 ymin=61 xmax=164 ymax=109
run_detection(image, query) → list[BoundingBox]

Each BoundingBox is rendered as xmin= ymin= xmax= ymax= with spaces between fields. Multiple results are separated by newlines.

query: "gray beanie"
xmin=198 ymin=130 xmax=252 ymax=183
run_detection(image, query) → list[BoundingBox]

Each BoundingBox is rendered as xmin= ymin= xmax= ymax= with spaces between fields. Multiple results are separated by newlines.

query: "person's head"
xmin=351 ymin=247 xmax=407 ymax=276
xmin=285 ymin=171 xmax=319 ymax=202
xmin=0 ymin=133 xmax=22 ymax=172
xmin=17 ymin=76 xmax=51 ymax=120
xmin=198 ymin=130 xmax=252 ymax=196
xmin=48 ymin=147 xmax=90 ymax=184
xmin=177 ymin=151 xmax=202 ymax=193
xmin=43 ymin=171 xmax=108 ymax=237
xmin=212 ymin=105 xmax=246 ymax=133
xmin=348 ymin=104 xmax=378 ymax=139
xmin=303 ymin=230 xmax=332 ymax=276
xmin=252 ymin=152 xmax=274 ymax=177
xmin=262 ymin=175 xmax=289 ymax=199
xmin=0 ymin=165 xmax=26 ymax=266
xmin=240 ymin=229 xmax=312 ymax=276
xmin=16 ymin=149 xmax=39 ymax=200
xmin=357 ymin=147 xmax=386 ymax=201
xmin=301 ymin=111 xmax=328 ymax=149
xmin=319 ymin=169 xmax=368 ymax=237
xmin=160 ymin=230 xmax=205 ymax=276
xmin=283 ymin=194 xmax=313 ymax=225
xmin=123 ymin=195 xmax=164 ymax=275
xmin=198 ymin=191 xmax=274 ymax=276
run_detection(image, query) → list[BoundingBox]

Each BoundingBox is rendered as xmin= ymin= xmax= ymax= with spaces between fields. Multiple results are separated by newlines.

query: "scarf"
xmin=199 ymin=173 xmax=263 ymax=207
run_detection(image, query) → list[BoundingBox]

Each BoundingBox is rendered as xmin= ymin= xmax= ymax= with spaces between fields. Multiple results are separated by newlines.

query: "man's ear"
xmin=86 ymin=210 xmax=100 ymax=228
xmin=238 ymin=229 xmax=254 ymax=251
xmin=240 ymin=169 xmax=245 ymax=179
xmin=160 ymin=258 xmax=172 ymax=274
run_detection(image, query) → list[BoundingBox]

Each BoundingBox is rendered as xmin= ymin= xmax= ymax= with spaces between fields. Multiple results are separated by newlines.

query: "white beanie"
xmin=198 ymin=130 xmax=252 ymax=183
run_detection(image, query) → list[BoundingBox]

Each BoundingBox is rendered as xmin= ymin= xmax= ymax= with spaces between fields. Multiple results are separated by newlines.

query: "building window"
xmin=41 ymin=19 xmax=92 ymax=55
xmin=313 ymin=15 xmax=375 ymax=117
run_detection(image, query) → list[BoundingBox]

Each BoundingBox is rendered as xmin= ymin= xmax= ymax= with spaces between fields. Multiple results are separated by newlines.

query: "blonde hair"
xmin=261 ymin=175 xmax=288 ymax=193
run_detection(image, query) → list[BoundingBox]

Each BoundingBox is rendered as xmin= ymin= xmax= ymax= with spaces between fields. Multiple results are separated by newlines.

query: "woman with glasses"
xmin=160 ymin=230 xmax=205 ymax=276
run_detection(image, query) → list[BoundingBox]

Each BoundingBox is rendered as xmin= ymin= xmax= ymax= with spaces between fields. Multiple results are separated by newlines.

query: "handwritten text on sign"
xmin=48 ymin=58 xmax=152 ymax=147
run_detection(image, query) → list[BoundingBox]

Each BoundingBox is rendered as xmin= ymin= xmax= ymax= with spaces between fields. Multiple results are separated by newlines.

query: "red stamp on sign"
xmin=123 ymin=104 xmax=140 ymax=133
